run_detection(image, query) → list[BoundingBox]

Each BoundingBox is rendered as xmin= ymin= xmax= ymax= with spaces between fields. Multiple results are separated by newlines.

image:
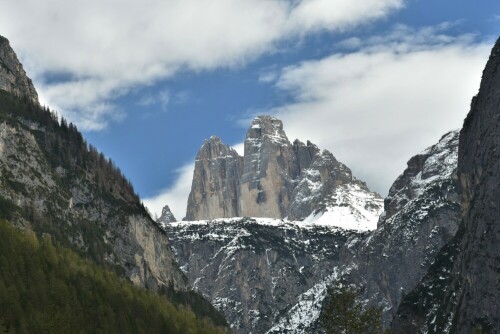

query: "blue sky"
xmin=1 ymin=0 xmax=499 ymax=219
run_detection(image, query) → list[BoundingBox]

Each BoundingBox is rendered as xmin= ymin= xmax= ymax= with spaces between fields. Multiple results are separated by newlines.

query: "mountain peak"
xmin=246 ymin=115 xmax=289 ymax=147
xmin=183 ymin=115 xmax=382 ymax=226
xmin=0 ymin=35 xmax=39 ymax=104
xmin=156 ymin=205 xmax=177 ymax=228
xmin=186 ymin=135 xmax=244 ymax=220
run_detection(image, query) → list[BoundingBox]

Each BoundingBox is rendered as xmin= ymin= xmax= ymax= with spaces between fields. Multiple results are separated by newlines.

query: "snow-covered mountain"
xmin=164 ymin=218 xmax=363 ymax=333
xmin=267 ymin=130 xmax=461 ymax=333
xmin=163 ymin=128 xmax=462 ymax=333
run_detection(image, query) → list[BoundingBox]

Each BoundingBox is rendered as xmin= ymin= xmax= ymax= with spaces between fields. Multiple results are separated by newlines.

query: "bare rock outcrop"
xmin=239 ymin=116 xmax=299 ymax=218
xmin=156 ymin=204 xmax=177 ymax=228
xmin=185 ymin=115 xmax=382 ymax=223
xmin=0 ymin=35 xmax=38 ymax=104
xmin=185 ymin=136 xmax=243 ymax=220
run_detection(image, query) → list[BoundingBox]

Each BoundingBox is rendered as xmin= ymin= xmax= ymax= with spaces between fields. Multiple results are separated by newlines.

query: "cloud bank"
xmin=0 ymin=0 xmax=403 ymax=129
xmin=141 ymin=24 xmax=490 ymax=220
xmin=265 ymin=25 xmax=490 ymax=195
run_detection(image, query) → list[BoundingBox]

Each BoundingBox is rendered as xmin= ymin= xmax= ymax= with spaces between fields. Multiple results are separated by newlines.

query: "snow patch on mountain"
xmin=302 ymin=183 xmax=383 ymax=231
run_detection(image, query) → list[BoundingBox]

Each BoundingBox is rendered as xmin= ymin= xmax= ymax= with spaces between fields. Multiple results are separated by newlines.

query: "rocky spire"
xmin=0 ymin=35 xmax=39 ymax=104
xmin=239 ymin=115 xmax=299 ymax=218
xmin=185 ymin=136 xmax=243 ymax=221
xmin=156 ymin=205 xmax=177 ymax=227
xmin=183 ymin=115 xmax=382 ymax=223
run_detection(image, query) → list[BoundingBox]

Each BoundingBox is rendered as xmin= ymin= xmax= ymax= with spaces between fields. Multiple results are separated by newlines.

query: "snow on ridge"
xmin=303 ymin=183 xmax=384 ymax=231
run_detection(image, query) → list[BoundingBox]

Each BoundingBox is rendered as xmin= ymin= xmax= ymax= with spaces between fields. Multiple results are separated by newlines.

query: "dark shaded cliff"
xmin=392 ymin=37 xmax=500 ymax=334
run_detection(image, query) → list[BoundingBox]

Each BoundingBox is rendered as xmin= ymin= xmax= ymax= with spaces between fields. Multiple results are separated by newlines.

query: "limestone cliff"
xmin=0 ymin=35 xmax=38 ymax=104
xmin=392 ymin=36 xmax=500 ymax=334
xmin=0 ymin=36 xmax=188 ymax=292
xmin=185 ymin=136 xmax=243 ymax=220
xmin=451 ymin=36 xmax=500 ymax=333
xmin=239 ymin=116 xmax=299 ymax=218
xmin=185 ymin=115 xmax=383 ymax=226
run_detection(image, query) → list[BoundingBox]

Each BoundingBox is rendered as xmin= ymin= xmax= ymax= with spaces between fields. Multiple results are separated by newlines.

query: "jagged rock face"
xmin=391 ymin=38 xmax=500 ymax=334
xmin=290 ymin=149 xmax=383 ymax=229
xmin=384 ymin=130 xmax=460 ymax=220
xmin=0 ymin=120 xmax=187 ymax=291
xmin=164 ymin=218 xmax=359 ymax=334
xmin=156 ymin=204 xmax=177 ymax=227
xmin=0 ymin=38 xmax=187 ymax=292
xmin=451 ymin=37 xmax=500 ymax=334
xmin=185 ymin=115 xmax=383 ymax=226
xmin=345 ymin=131 xmax=461 ymax=326
xmin=269 ymin=131 xmax=461 ymax=332
xmin=293 ymin=139 xmax=320 ymax=174
xmin=239 ymin=116 xmax=298 ymax=218
xmin=0 ymin=36 xmax=38 ymax=104
xmin=186 ymin=136 xmax=243 ymax=220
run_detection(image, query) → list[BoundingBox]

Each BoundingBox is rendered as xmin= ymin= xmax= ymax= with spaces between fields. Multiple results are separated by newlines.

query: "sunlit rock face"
xmin=185 ymin=136 xmax=243 ymax=221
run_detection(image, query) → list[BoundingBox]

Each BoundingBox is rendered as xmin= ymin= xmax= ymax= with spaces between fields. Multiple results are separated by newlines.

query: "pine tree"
xmin=320 ymin=280 xmax=382 ymax=334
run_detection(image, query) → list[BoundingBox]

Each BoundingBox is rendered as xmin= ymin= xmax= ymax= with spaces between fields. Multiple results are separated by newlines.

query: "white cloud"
xmin=260 ymin=26 xmax=491 ymax=195
xmin=143 ymin=163 xmax=195 ymax=221
xmin=146 ymin=25 xmax=491 ymax=216
xmin=0 ymin=0 xmax=403 ymax=130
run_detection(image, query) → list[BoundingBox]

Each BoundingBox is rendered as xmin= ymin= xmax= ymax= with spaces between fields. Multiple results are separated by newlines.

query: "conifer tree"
xmin=320 ymin=280 xmax=382 ymax=334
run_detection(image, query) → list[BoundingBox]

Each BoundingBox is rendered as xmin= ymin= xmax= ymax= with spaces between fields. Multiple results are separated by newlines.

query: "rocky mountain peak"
xmin=384 ymin=130 xmax=459 ymax=219
xmin=185 ymin=136 xmax=243 ymax=221
xmin=184 ymin=115 xmax=382 ymax=227
xmin=156 ymin=205 xmax=177 ymax=228
xmin=244 ymin=115 xmax=289 ymax=147
xmin=0 ymin=35 xmax=39 ymax=104
xmin=196 ymin=135 xmax=239 ymax=160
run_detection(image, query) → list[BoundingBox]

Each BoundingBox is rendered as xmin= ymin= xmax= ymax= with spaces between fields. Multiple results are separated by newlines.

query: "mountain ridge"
xmin=0 ymin=34 xmax=227 ymax=328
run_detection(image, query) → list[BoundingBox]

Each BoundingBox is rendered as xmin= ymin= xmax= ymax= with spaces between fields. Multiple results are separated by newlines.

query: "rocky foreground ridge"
xmin=185 ymin=115 xmax=383 ymax=230
xmin=391 ymin=36 xmax=500 ymax=334
xmin=0 ymin=33 xmax=199 ymax=292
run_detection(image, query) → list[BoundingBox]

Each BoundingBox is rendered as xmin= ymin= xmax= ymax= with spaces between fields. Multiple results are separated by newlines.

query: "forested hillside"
xmin=0 ymin=220 xmax=228 ymax=334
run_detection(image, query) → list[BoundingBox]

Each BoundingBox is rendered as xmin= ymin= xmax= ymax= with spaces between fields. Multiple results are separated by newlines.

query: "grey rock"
xmin=292 ymin=139 xmax=320 ymax=174
xmin=269 ymin=130 xmax=461 ymax=332
xmin=0 ymin=35 xmax=38 ymax=104
xmin=165 ymin=218 xmax=360 ymax=333
xmin=185 ymin=136 xmax=243 ymax=220
xmin=184 ymin=115 xmax=382 ymax=224
xmin=157 ymin=204 xmax=177 ymax=225
xmin=451 ymin=36 xmax=500 ymax=334
xmin=391 ymin=36 xmax=500 ymax=334
xmin=239 ymin=116 xmax=299 ymax=218
xmin=345 ymin=132 xmax=460 ymax=327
